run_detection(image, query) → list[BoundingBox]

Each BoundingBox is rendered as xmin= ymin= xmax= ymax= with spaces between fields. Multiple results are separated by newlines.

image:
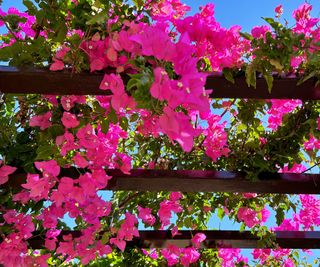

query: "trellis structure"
xmin=1 ymin=66 xmax=320 ymax=249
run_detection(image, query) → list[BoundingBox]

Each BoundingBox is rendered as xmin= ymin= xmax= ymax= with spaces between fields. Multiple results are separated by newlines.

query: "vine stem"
xmin=220 ymin=99 xmax=236 ymax=118
xmin=301 ymin=161 xmax=320 ymax=173
xmin=118 ymin=191 xmax=141 ymax=209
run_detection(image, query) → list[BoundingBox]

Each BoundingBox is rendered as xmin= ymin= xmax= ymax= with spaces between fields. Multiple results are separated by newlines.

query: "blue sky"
xmin=1 ymin=0 xmax=320 ymax=265
xmin=1 ymin=0 xmax=320 ymax=31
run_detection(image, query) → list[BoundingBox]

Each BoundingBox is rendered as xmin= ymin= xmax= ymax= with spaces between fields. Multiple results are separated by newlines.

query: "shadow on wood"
xmin=2 ymin=169 xmax=320 ymax=194
xmin=0 ymin=66 xmax=319 ymax=99
xmin=24 ymin=230 xmax=320 ymax=249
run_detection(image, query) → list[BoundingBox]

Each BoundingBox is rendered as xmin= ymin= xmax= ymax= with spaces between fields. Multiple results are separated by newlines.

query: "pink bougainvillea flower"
xmin=57 ymin=131 xmax=78 ymax=156
xmin=12 ymin=190 xmax=30 ymax=204
xmin=72 ymin=153 xmax=89 ymax=168
xmin=151 ymin=0 xmax=190 ymax=21
xmin=61 ymin=112 xmax=79 ymax=128
xmin=290 ymin=55 xmax=304 ymax=68
xmin=169 ymin=192 xmax=183 ymax=201
xmin=114 ymin=153 xmax=132 ymax=174
xmin=191 ymin=233 xmax=206 ymax=248
xmin=293 ymin=3 xmax=319 ymax=35
xmin=80 ymin=39 xmax=107 ymax=72
xmin=0 ymin=165 xmax=16 ymax=185
xmin=61 ymin=96 xmax=86 ymax=111
xmin=142 ymin=248 xmax=158 ymax=260
xmin=22 ymin=174 xmax=53 ymax=200
xmin=237 ymin=207 xmax=259 ymax=228
xmin=279 ymin=163 xmax=307 ymax=173
xmin=158 ymin=200 xmax=183 ymax=228
xmin=150 ymin=67 xmax=172 ymax=101
xmin=35 ymin=160 xmax=60 ymax=177
xmin=50 ymin=60 xmax=65 ymax=71
xmin=218 ymin=248 xmax=248 ymax=267
xmin=117 ymin=212 xmax=139 ymax=241
xmin=275 ymin=5 xmax=283 ymax=17
xmin=91 ymin=169 xmax=112 ymax=189
xmin=130 ymin=25 xmax=176 ymax=61
xmin=274 ymin=218 xmax=299 ymax=231
xmin=50 ymin=46 xmax=70 ymax=71
xmin=251 ymin=25 xmax=271 ymax=39
xmin=260 ymin=207 xmax=270 ymax=223
xmin=29 ymin=111 xmax=52 ymax=130
xmin=159 ymin=107 xmax=199 ymax=152
xmin=110 ymin=238 xmax=126 ymax=252
xmin=99 ymin=73 xmax=136 ymax=111
xmin=267 ymin=100 xmax=301 ymax=130
xmin=138 ymin=206 xmax=156 ymax=226
xmin=99 ymin=73 xmax=124 ymax=91
xmin=180 ymin=247 xmax=200 ymax=266
xmin=76 ymin=124 xmax=99 ymax=149
xmin=171 ymin=226 xmax=179 ymax=237
xmin=203 ymin=114 xmax=229 ymax=161
xmin=252 ymin=249 xmax=271 ymax=264
xmin=242 ymin=193 xmax=257 ymax=199
xmin=78 ymin=173 xmax=98 ymax=197
xmin=161 ymin=244 xmax=180 ymax=266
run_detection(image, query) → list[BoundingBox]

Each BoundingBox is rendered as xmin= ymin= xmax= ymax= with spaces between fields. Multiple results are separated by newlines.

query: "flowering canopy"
xmin=0 ymin=0 xmax=320 ymax=266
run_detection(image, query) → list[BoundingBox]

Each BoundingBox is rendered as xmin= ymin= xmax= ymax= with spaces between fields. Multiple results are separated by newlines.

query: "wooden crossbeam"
xmin=2 ymin=169 xmax=320 ymax=194
xmin=24 ymin=230 xmax=320 ymax=249
xmin=0 ymin=66 xmax=319 ymax=99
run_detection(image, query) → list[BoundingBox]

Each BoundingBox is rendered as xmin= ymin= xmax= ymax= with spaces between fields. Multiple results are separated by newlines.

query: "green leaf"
xmin=101 ymin=232 xmax=109 ymax=245
xmin=23 ymin=0 xmax=37 ymax=13
xmin=276 ymin=208 xmax=285 ymax=225
xmin=108 ymin=108 xmax=118 ymax=124
xmin=36 ymin=145 xmax=54 ymax=160
xmin=120 ymin=117 xmax=128 ymax=131
xmin=223 ymin=68 xmax=235 ymax=84
xmin=262 ymin=17 xmax=282 ymax=30
xmin=86 ymin=10 xmax=108 ymax=25
xmin=263 ymin=73 xmax=274 ymax=93
xmin=55 ymin=23 xmax=68 ymax=42
xmin=239 ymin=32 xmax=253 ymax=41
xmin=47 ymin=125 xmax=64 ymax=139
xmin=101 ymin=117 xmax=110 ymax=134
xmin=130 ymin=113 xmax=139 ymax=122
xmin=217 ymin=208 xmax=225 ymax=220
xmin=132 ymin=0 xmax=144 ymax=9
xmin=297 ymin=70 xmax=317 ymax=86
xmin=245 ymin=65 xmax=256 ymax=89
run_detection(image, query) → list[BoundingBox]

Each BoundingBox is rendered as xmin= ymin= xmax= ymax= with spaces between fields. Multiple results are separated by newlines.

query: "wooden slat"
xmin=0 ymin=66 xmax=319 ymax=99
xmin=25 ymin=230 xmax=320 ymax=249
xmin=2 ymin=169 xmax=320 ymax=194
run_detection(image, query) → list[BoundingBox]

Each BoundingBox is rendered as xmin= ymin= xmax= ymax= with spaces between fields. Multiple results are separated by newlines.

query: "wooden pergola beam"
xmin=24 ymin=230 xmax=320 ymax=249
xmin=0 ymin=66 xmax=319 ymax=99
xmin=2 ymin=169 xmax=320 ymax=194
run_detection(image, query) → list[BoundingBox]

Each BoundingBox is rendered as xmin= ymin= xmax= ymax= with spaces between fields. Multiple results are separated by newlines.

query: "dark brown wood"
xmin=25 ymin=230 xmax=320 ymax=249
xmin=0 ymin=66 xmax=319 ymax=99
xmin=2 ymin=169 xmax=320 ymax=194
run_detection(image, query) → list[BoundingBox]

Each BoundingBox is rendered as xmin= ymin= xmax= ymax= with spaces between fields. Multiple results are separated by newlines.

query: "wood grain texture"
xmin=24 ymin=230 xmax=320 ymax=249
xmin=2 ymin=169 xmax=320 ymax=194
xmin=0 ymin=66 xmax=319 ymax=99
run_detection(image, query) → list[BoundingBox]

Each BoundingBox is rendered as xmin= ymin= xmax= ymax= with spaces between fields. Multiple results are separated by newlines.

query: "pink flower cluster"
xmin=237 ymin=207 xmax=270 ymax=228
xmin=0 ymin=7 xmax=38 ymax=47
xmin=267 ymin=100 xmax=301 ymax=130
xmin=175 ymin=4 xmax=250 ymax=71
xmin=0 ymin=161 xmax=16 ymax=185
xmin=218 ymin=248 xmax=248 ymax=267
xmin=1 ymin=2 xmax=320 ymax=266
xmin=203 ymin=114 xmax=229 ymax=161
xmin=161 ymin=244 xmax=201 ymax=266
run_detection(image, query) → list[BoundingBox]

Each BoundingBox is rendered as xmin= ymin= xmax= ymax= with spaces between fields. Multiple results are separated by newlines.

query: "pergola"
xmin=1 ymin=66 xmax=320 ymax=249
